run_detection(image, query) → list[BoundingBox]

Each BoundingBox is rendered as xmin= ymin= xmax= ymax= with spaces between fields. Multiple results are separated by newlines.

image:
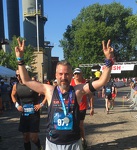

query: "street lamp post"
xmin=36 ymin=0 xmax=39 ymax=52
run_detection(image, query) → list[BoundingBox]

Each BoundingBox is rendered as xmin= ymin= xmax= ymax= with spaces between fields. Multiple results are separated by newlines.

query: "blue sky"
xmin=3 ymin=0 xmax=137 ymax=60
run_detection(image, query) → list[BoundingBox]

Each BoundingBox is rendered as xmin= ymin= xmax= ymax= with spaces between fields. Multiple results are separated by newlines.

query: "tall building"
xmin=22 ymin=0 xmax=47 ymax=48
xmin=6 ymin=0 xmax=20 ymax=40
xmin=0 ymin=0 xmax=5 ymax=42
xmin=22 ymin=0 xmax=53 ymax=82
xmin=1 ymin=0 xmax=55 ymax=81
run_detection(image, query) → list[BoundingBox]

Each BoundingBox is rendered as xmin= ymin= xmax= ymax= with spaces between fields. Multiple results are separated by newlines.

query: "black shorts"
xmin=19 ymin=112 xmax=40 ymax=133
xmin=105 ymin=94 xmax=112 ymax=100
xmin=79 ymin=109 xmax=86 ymax=121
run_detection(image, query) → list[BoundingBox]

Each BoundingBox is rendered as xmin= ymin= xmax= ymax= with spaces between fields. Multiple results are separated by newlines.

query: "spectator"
xmin=0 ymin=79 xmax=12 ymax=110
xmin=94 ymin=69 xmax=101 ymax=79
xmin=0 ymin=88 xmax=2 ymax=114
xmin=52 ymin=79 xmax=58 ymax=86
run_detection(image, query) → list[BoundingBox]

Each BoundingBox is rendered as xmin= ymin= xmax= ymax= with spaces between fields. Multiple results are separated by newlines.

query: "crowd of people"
xmin=0 ymin=38 xmax=136 ymax=150
xmin=0 ymin=78 xmax=13 ymax=112
xmin=125 ymin=78 xmax=137 ymax=111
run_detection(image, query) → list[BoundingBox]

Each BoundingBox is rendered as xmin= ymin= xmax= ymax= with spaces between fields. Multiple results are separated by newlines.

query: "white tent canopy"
xmin=0 ymin=66 xmax=16 ymax=78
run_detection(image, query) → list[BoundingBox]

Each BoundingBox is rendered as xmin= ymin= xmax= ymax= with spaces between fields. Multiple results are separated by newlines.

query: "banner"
xmin=121 ymin=64 xmax=134 ymax=71
xmin=100 ymin=64 xmax=134 ymax=74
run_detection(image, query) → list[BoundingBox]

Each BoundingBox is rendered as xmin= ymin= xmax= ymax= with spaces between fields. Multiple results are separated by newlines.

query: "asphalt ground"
xmin=0 ymin=86 xmax=137 ymax=150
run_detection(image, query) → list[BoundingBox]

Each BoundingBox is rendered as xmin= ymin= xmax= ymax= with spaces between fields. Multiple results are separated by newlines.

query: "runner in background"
xmin=102 ymin=77 xmax=115 ymax=114
xmin=70 ymin=68 xmax=94 ymax=149
xmin=111 ymin=79 xmax=118 ymax=109
xmin=11 ymin=70 xmax=45 ymax=150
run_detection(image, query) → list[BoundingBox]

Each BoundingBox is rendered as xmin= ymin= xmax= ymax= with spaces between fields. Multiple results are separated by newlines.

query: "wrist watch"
xmin=40 ymin=102 xmax=44 ymax=107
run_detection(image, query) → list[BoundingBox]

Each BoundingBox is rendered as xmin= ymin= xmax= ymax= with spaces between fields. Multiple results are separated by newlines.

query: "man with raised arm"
xmin=15 ymin=38 xmax=114 ymax=150
xmin=11 ymin=70 xmax=45 ymax=150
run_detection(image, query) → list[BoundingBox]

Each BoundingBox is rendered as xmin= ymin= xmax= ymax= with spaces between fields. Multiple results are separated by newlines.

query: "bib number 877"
xmin=57 ymin=119 xmax=68 ymax=126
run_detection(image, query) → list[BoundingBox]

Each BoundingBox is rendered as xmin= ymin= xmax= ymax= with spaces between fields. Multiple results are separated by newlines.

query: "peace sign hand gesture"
xmin=15 ymin=38 xmax=25 ymax=58
xmin=102 ymin=39 xmax=114 ymax=59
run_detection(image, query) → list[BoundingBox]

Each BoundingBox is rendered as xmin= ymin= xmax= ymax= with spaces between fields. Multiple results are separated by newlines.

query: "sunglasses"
xmin=74 ymin=73 xmax=80 ymax=75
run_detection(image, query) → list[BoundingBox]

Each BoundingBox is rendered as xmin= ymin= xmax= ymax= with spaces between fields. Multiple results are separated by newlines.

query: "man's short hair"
xmin=56 ymin=60 xmax=72 ymax=71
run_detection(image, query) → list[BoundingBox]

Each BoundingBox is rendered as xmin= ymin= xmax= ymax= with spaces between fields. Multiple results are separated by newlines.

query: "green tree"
xmin=0 ymin=36 xmax=37 ymax=73
xmin=0 ymin=50 xmax=11 ymax=67
xmin=126 ymin=15 xmax=137 ymax=60
xmin=60 ymin=2 xmax=136 ymax=77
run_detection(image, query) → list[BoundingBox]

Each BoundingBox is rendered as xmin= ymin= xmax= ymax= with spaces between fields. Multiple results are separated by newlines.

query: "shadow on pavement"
xmin=89 ymin=135 xmax=137 ymax=150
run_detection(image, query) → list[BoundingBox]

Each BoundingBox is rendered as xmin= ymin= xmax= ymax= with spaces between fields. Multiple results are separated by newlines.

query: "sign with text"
xmin=121 ymin=64 xmax=134 ymax=71
xmin=100 ymin=64 xmax=134 ymax=74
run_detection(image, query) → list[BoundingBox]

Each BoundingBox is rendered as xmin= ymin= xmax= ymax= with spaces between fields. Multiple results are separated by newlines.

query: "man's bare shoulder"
xmin=43 ymin=84 xmax=55 ymax=93
xmin=72 ymin=83 xmax=89 ymax=95
xmin=72 ymin=83 xmax=84 ymax=90
xmin=44 ymin=84 xmax=55 ymax=95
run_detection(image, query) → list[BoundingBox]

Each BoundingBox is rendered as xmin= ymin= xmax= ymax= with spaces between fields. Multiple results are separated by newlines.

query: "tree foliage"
xmin=126 ymin=15 xmax=137 ymax=59
xmin=60 ymin=2 xmax=137 ymax=77
xmin=0 ymin=36 xmax=36 ymax=72
xmin=0 ymin=50 xmax=11 ymax=67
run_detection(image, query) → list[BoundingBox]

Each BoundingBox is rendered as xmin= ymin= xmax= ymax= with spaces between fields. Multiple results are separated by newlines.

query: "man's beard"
xmin=59 ymin=79 xmax=70 ymax=90
xmin=60 ymin=84 xmax=69 ymax=90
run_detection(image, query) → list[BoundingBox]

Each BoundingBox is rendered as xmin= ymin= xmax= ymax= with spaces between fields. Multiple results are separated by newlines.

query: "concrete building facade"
xmin=0 ymin=0 xmax=5 ymax=42
xmin=7 ymin=0 xmax=20 ymax=40
xmin=1 ymin=0 xmax=58 ymax=82
xmin=22 ymin=0 xmax=47 ymax=48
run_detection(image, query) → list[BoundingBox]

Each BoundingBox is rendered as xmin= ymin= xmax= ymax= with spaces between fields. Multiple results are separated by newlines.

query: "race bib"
xmin=23 ymin=104 xmax=34 ymax=116
xmin=106 ymin=88 xmax=111 ymax=94
xmin=53 ymin=112 xmax=73 ymax=130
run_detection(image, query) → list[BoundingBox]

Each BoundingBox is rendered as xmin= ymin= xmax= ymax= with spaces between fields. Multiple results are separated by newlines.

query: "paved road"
xmin=85 ymin=86 xmax=137 ymax=150
xmin=0 ymin=86 xmax=137 ymax=150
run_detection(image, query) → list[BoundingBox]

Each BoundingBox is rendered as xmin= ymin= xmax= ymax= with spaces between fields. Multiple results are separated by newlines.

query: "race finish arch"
xmin=79 ymin=61 xmax=137 ymax=74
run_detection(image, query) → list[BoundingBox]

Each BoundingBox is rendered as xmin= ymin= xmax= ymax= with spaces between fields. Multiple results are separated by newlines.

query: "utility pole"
xmin=36 ymin=0 xmax=39 ymax=52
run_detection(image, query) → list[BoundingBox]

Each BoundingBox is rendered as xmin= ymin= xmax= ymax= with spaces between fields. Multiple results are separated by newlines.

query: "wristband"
xmin=17 ymin=57 xmax=24 ymax=61
xmin=40 ymin=102 xmax=44 ymax=107
xmin=15 ymin=102 xmax=20 ymax=108
xmin=18 ymin=60 xmax=25 ymax=66
xmin=104 ymin=58 xmax=114 ymax=67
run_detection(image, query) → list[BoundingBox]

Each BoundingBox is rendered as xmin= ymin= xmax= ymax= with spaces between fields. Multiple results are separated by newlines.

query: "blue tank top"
xmin=46 ymin=86 xmax=81 ymax=145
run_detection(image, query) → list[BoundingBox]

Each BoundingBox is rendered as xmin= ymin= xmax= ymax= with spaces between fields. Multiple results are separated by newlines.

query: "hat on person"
xmin=73 ymin=68 xmax=82 ymax=74
xmin=135 ymin=77 xmax=137 ymax=81
xmin=54 ymin=79 xmax=57 ymax=83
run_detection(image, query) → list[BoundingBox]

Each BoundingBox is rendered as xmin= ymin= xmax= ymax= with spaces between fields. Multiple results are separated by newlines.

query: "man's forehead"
xmin=56 ymin=65 xmax=72 ymax=72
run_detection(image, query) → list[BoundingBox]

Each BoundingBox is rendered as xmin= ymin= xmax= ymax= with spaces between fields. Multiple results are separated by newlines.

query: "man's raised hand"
xmin=15 ymin=38 xmax=25 ymax=58
xmin=102 ymin=39 xmax=114 ymax=59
